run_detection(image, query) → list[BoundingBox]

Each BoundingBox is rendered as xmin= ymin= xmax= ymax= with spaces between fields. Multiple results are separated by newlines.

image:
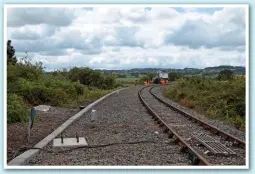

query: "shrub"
xmin=168 ymin=72 xmax=178 ymax=81
xmin=46 ymin=88 xmax=70 ymax=106
xmin=164 ymin=76 xmax=245 ymax=129
xmin=73 ymin=82 xmax=85 ymax=95
xmin=218 ymin=70 xmax=234 ymax=81
xmin=177 ymin=91 xmax=186 ymax=100
xmin=7 ymin=94 xmax=28 ymax=123
xmin=68 ymin=67 xmax=117 ymax=89
xmin=179 ymin=99 xmax=194 ymax=108
xmin=103 ymin=76 xmax=116 ymax=89
xmin=7 ymin=44 xmax=119 ymax=123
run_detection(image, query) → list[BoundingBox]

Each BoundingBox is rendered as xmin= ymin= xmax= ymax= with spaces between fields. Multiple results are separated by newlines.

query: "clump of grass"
xmin=7 ymin=94 xmax=29 ymax=123
xmin=164 ymin=76 xmax=245 ymax=130
xmin=179 ymin=98 xmax=194 ymax=109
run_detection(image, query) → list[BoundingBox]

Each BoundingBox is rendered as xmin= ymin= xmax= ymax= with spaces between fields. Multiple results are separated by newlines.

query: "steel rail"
xmin=149 ymin=85 xmax=245 ymax=148
xmin=138 ymin=86 xmax=211 ymax=166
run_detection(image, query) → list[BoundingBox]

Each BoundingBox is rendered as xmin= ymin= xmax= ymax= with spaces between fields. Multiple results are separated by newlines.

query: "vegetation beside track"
xmin=7 ymin=40 xmax=124 ymax=123
xmin=164 ymin=76 xmax=245 ymax=130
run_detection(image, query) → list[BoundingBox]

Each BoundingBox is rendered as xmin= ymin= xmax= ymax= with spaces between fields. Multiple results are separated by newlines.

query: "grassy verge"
xmin=62 ymin=87 xmax=118 ymax=108
xmin=116 ymin=77 xmax=139 ymax=87
xmin=164 ymin=77 xmax=245 ymax=130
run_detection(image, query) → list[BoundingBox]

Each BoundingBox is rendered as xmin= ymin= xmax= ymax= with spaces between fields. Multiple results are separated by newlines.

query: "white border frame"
xmin=4 ymin=4 xmax=249 ymax=169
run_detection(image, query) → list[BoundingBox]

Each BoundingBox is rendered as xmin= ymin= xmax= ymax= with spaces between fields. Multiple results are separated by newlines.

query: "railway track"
xmin=138 ymin=85 xmax=246 ymax=166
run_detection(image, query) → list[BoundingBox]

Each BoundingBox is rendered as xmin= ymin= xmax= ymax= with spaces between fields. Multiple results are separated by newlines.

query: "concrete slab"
xmin=34 ymin=105 xmax=51 ymax=112
xmin=53 ymin=137 xmax=88 ymax=148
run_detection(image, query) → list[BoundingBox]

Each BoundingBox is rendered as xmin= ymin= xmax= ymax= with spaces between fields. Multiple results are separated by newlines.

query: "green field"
xmin=117 ymin=77 xmax=139 ymax=82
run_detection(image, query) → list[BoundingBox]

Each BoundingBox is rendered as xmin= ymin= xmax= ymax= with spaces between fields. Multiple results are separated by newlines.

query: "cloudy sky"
xmin=7 ymin=6 xmax=246 ymax=71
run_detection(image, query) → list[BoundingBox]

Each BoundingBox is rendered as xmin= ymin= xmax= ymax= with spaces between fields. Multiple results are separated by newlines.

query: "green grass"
xmin=117 ymin=77 xmax=139 ymax=82
xmin=164 ymin=76 xmax=245 ymax=130
xmin=63 ymin=87 xmax=116 ymax=108
xmin=116 ymin=77 xmax=139 ymax=87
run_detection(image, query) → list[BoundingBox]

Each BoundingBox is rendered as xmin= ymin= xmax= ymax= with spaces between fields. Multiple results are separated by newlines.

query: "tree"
xmin=103 ymin=76 xmax=116 ymax=89
xmin=147 ymin=73 xmax=154 ymax=81
xmin=218 ymin=70 xmax=234 ymax=81
xmin=168 ymin=72 xmax=178 ymax=81
xmin=7 ymin=40 xmax=17 ymax=65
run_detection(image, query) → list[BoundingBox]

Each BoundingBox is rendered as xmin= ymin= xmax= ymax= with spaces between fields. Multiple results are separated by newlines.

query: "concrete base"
xmin=53 ymin=137 xmax=88 ymax=148
xmin=34 ymin=105 xmax=51 ymax=112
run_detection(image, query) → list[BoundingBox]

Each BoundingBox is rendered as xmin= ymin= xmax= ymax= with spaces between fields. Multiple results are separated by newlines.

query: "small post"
xmin=76 ymin=93 xmax=78 ymax=108
xmin=27 ymin=116 xmax=31 ymax=144
xmin=77 ymin=79 xmax=80 ymax=108
xmin=76 ymin=132 xmax=79 ymax=143
xmin=91 ymin=110 xmax=97 ymax=122
xmin=61 ymin=133 xmax=64 ymax=144
xmin=27 ymin=106 xmax=36 ymax=144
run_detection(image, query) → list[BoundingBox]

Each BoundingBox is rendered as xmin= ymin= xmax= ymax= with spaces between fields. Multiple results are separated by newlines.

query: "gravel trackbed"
xmin=28 ymin=86 xmax=191 ymax=166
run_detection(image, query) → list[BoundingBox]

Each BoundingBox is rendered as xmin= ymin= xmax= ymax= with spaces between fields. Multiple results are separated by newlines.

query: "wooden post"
xmin=27 ymin=114 xmax=31 ymax=144
xmin=28 ymin=107 xmax=36 ymax=144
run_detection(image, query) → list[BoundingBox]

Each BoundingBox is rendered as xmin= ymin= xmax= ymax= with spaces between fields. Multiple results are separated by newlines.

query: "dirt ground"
xmin=7 ymin=101 xmax=93 ymax=163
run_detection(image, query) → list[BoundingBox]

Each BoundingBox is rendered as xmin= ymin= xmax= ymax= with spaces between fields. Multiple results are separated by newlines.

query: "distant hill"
xmin=96 ymin=65 xmax=245 ymax=77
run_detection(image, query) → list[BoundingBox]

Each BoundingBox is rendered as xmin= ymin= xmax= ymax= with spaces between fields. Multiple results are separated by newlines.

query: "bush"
xmin=118 ymin=74 xmax=127 ymax=78
xmin=73 ymin=82 xmax=85 ymax=95
xmin=103 ymin=76 xmax=116 ymax=89
xmin=179 ymin=98 xmax=194 ymax=108
xmin=7 ymin=94 xmax=28 ymax=123
xmin=139 ymin=74 xmax=153 ymax=83
xmin=164 ymin=76 xmax=245 ymax=129
xmin=7 ymin=44 xmax=119 ymax=123
xmin=168 ymin=72 xmax=179 ymax=81
xmin=218 ymin=70 xmax=234 ymax=81
xmin=68 ymin=67 xmax=117 ymax=89
xmin=12 ymin=78 xmax=78 ymax=106
xmin=44 ymin=78 xmax=77 ymax=97
xmin=46 ymin=88 xmax=70 ymax=106
xmin=16 ymin=79 xmax=49 ymax=105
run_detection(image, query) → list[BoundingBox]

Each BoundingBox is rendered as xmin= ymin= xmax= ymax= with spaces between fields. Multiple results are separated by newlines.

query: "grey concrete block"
xmin=53 ymin=137 xmax=88 ymax=147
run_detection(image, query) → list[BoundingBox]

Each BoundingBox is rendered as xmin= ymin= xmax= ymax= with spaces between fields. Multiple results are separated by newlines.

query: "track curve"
xmin=138 ymin=85 xmax=246 ymax=166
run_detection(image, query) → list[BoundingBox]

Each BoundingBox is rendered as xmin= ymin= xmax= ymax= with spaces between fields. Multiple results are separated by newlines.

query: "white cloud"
xmin=7 ymin=6 xmax=246 ymax=70
xmin=8 ymin=7 xmax=74 ymax=27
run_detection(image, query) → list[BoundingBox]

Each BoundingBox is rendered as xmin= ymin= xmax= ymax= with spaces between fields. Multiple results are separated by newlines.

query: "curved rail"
xmin=149 ymin=85 xmax=245 ymax=148
xmin=138 ymin=86 xmax=211 ymax=166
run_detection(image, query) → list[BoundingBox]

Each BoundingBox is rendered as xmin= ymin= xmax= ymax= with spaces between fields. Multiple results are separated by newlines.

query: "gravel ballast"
xmin=28 ymin=86 xmax=191 ymax=166
xmin=152 ymin=85 xmax=245 ymax=141
xmin=142 ymin=86 xmax=245 ymax=165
